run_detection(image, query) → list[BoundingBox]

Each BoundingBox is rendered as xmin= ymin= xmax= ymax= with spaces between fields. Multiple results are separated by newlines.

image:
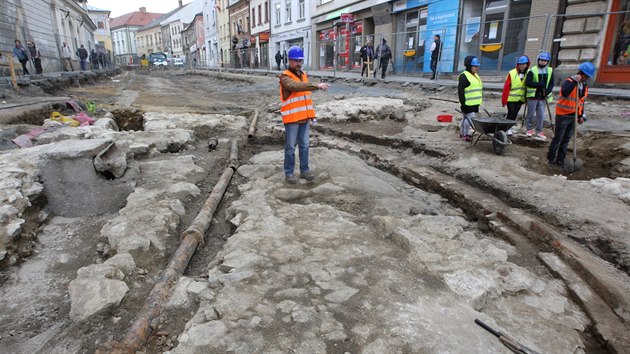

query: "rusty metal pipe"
xmin=247 ymin=110 xmax=259 ymax=140
xmin=100 ymin=140 xmax=239 ymax=354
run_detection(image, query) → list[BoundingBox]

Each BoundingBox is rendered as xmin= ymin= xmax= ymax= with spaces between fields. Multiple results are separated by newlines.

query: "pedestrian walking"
xmin=61 ymin=42 xmax=74 ymax=71
xmin=525 ymin=51 xmax=554 ymax=140
xmin=547 ymin=62 xmax=593 ymax=168
xmin=457 ymin=56 xmax=482 ymax=142
xmin=12 ymin=39 xmax=30 ymax=75
xmin=76 ymin=45 xmax=88 ymax=71
xmin=359 ymin=40 xmax=374 ymax=77
xmin=430 ymin=34 xmax=442 ymax=80
xmin=279 ymin=46 xmax=330 ymax=184
xmin=501 ymin=55 xmax=530 ymax=135
xmin=90 ymin=48 xmax=99 ymax=69
xmin=275 ymin=50 xmax=282 ymax=70
xmin=282 ymin=50 xmax=288 ymax=69
xmin=27 ymin=41 xmax=43 ymax=75
xmin=98 ymin=50 xmax=105 ymax=69
xmin=374 ymin=38 xmax=392 ymax=79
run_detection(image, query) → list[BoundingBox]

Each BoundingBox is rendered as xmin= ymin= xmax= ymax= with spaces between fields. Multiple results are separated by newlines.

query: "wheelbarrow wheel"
xmin=493 ymin=130 xmax=508 ymax=155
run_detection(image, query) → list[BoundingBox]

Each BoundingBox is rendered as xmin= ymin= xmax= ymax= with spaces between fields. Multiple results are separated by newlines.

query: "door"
xmin=479 ymin=0 xmax=508 ymax=72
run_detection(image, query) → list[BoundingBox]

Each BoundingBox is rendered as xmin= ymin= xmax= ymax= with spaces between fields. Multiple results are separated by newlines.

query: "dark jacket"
xmin=458 ymin=55 xmax=481 ymax=114
xmin=275 ymin=51 xmax=282 ymax=63
xmin=558 ymin=77 xmax=588 ymax=118
xmin=431 ymin=39 xmax=442 ymax=61
xmin=525 ymin=65 xmax=554 ymax=99
xmin=77 ymin=47 xmax=88 ymax=60
xmin=375 ymin=43 xmax=391 ymax=61
xmin=360 ymin=45 xmax=374 ymax=61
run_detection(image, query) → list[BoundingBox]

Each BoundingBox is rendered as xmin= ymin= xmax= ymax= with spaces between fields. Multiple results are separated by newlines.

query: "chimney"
xmin=179 ymin=0 xmax=183 ymax=8
xmin=139 ymin=7 xmax=146 ymax=13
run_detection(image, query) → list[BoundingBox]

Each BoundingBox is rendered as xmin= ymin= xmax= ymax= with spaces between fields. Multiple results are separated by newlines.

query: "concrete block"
xmin=579 ymin=48 xmax=598 ymax=61
xmin=557 ymin=49 xmax=580 ymax=62
xmin=584 ymin=16 xmax=604 ymax=32
xmin=559 ymin=33 xmax=599 ymax=48
xmin=562 ymin=18 xmax=585 ymax=34
xmin=566 ymin=2 xmax=607 ymax=15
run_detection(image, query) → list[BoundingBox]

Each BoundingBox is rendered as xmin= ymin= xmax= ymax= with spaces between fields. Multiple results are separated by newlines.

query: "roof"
xmin=110 ymin=10 xmax=164 ymax=29
xmin=86 ymin=5 xmax=110 ymax=13
xmin=138 ymin=7 xmax=181 ymax=31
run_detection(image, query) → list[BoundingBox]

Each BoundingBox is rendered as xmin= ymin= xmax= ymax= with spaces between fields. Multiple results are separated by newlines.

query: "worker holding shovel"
xmin=547 ymin=62 xmax=593 ymax=171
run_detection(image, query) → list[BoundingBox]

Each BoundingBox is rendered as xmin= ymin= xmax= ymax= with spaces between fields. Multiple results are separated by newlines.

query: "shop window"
xmin=610 ymin=0 xmax=630 ymax=65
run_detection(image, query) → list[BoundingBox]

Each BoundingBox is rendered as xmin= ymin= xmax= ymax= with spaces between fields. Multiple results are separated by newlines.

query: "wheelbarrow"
xmin=466 ymin=116 xmax=517 ymax=155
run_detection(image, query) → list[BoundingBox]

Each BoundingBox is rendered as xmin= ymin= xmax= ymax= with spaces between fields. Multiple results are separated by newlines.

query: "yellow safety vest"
xmin=526 ymin=66 xmax=553 ymax=102
xmin=460 ymin=71 xmax=483 ymax=106
xmin=279 ymin=70 xmax=316 ymax=124
xmin=507 ymin=69 xmax=526 ymax=103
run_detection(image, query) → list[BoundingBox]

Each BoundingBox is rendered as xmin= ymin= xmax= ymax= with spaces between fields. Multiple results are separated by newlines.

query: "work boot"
xmin=285 ymin=175 xmax=297 ymax=184
xmin=300 ymin=172 xmax=315 ymax=182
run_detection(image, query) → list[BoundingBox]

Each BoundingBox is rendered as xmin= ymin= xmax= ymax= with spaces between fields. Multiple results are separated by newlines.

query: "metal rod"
xmin=99 ymin=140 xmax=239 ymax=354
xmin=248 ymin=109 xmax=260 ymax=140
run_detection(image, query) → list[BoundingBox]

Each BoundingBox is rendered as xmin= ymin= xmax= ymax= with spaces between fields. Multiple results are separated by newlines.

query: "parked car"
xmin=173 ymin=58 xmax=184 ymax=67
xmin=149 ymin=52 xmax=168 ymax=67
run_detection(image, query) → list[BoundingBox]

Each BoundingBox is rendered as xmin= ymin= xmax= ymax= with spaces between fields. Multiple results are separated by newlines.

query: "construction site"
xmin=0 ymin=67 xmax=629 ymax=353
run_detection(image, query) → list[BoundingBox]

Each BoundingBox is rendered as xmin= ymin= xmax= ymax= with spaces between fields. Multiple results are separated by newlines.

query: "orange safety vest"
xmin=555 ymin=77 xmax=588 ymax=116
xmin=279 ymin=69 xmax=315 ymax=124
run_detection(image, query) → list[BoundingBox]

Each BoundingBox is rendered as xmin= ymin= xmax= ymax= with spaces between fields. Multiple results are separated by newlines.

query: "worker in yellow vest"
xmin=524 ymin=51 xmax=554 ymax=140
xmin=457 ymin=56 xmax=482 ymax=142
xmin=279 ymin=46 xmax=330 ymax=184
xmin=501 ymin=55 xmax=530 ymax=135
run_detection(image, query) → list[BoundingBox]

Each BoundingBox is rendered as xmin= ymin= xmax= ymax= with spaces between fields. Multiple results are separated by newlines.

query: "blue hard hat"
xmin=517 ymin=56 xmax=529 ymax=64
xmin=578 ymin=62 xmax=595 ymax=77
xmin=287 ymin=46 xmax=304 ymax=60
xmin=471 ymin=57 xmax=480 ymax=66
xmin=538 ymin=51 xmax=551 ymax=61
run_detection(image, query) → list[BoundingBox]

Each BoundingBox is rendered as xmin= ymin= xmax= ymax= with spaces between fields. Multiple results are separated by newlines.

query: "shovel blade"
xmin=563 ymin=158 xmax=584 ymax=175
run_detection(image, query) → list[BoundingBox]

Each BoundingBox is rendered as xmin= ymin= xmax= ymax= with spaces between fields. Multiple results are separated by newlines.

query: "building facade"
xmin=203 ymin=0 xmax=221 ymax=67
xmin=228 ymin=0 xmax=251 ymax=68
xmin=161 ymin=0 xmax=204 ymax=62
xmin=182 ymin=13 xmax=205 ymax=67
xmin=110 ymin=7 xmax=163 ymax=66
xmin=136 ymin=17 xmax=167 ymax=59
xmin=250 ymin=0 xmax=271 ymax=69
xmin=270 ymin=0 xmax=311 ymax=70
xmin=86 ymin=5 xmax=113 ymax=54
xmin=216 ymin=0 xmax=232 ymax=66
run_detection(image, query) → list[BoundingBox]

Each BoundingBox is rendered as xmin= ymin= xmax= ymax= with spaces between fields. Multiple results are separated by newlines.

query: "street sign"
xmin=340 ymin=13 xmax=354 ymax=23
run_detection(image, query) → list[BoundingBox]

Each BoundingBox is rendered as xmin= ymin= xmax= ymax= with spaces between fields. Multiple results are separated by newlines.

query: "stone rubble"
xmin=167 ymin=148 xmax=588 ymax=353
xmin=317 ymin=97 xmax=405 ymax=123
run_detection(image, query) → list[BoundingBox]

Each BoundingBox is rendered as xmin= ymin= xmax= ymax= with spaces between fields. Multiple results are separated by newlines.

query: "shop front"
xmin=270 ymin=27 xmax=310 ymax=69
xmin=391 ymin=0 xmax=459 ymax=76
xmin=599 ymin=0 xmax=630 ymax=83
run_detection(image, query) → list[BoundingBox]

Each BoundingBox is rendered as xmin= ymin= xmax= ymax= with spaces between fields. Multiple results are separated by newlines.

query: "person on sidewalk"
xmin=374 ymin=38 xmax=392 ymax=79
xmin=525 ymin=51 xmax=554 ymax=140
xmin=457 ymin=56 xmax=482 ymax=142
xmin=275 ymin=50 xmax=282 ymax=70
xmin=282 ymin=50 xmax=288 ymax=69
xmin=430 ymin=34 xmax=442 ymax=80
xmin=76 ymin=45 xmax=88 ymax=71
xmin=279 ymin=46 xmax=330 ymax=184
xmin=27 ymin=41 xmax=43 ymax=75
xmin=547 ymin=62 xmax=592 ymax=168
xmin=12 ymin=39 xmax=30 ymax=75
xmin=501 ymin=55 xmax=530 ymax=135
xmin=61 ymin=42 xmax=74 ymax=71
xmin=90 ymin=48 xmax=99 ymax=69
xmin=359 ymin=40 xmax=374 ymax=77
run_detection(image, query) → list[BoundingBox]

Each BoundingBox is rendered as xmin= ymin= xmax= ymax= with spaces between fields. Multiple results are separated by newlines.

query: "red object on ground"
xmin=437 ymin=114 xmax=453 ymax=122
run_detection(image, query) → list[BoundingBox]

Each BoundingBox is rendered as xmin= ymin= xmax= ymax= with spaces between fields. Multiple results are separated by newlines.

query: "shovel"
xmin=563 ymin=94 xmax=584 ymax=174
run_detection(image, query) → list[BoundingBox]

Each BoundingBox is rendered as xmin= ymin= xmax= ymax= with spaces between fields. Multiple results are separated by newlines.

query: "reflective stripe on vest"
xmin=460 ymin=71 xmax=483 ymax=106
xmin=507 ymin=68 xmax=526 ymax=102
xmin=556 ymin=78 xmax=588 ymax=116
xmin=526 ymin=66 xmax=553 ymax=102
xmin=279 ymin=70 xmax=316 ymax=124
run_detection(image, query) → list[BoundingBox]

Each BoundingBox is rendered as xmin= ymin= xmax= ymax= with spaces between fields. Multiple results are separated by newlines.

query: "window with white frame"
xmin=319 ymin=0 xmax=332 ymax=4
xmin=265 ymin=2 xmax=269 ymax=22
xmin=252 ymin=8 xmax=256 ymax=28
xmin=298 ymin=0 xmax=305 ymax=19
xmin=285 ymin=1 xmax=291 ymax=22
xmin=275 ymin=3 xmax=280 ymax=25
xmin=258 ymin=5 xmax=262 ymax=26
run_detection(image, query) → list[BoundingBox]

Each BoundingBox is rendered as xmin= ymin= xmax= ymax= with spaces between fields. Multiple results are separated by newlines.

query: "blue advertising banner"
xmin=424 ymin=1 xmax=459 ymax=73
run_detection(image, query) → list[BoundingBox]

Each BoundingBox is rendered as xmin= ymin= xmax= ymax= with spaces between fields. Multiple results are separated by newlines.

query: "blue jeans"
xmin=284 ymin=121 xmax=310 ymax=176
xmin=80 ymin=59 xmax=88 ymax=71
xmin=547 ymin=114 xmax=575 ymax=164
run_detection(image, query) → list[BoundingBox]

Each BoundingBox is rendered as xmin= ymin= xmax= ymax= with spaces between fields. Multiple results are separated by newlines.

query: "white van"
xmin=173 ymin=58 xmax=184 ymax=67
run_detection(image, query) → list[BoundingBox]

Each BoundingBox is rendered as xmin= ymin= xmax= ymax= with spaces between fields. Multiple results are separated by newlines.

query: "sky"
xmin=87 ymin=0 xmax=192 ymax=18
